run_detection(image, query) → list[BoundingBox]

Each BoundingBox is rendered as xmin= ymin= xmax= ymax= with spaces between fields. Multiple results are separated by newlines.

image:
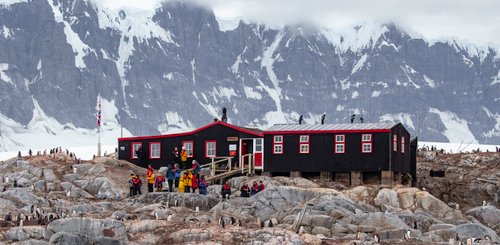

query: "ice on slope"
xmin=429 ymin=108 xmax=478 ymax=144
xmin=0 ymin=0 xmax=28 ymax=6
xmin=482 ymin=107 xmax=500 ymax=138
xmin=379 ymin=113 xmax=415 ymax=130
xmin=0 ymin=97 xmax=131 ymax=152
xmin=0 ymin=63 xmax=13 ymax=85
xmin=351 ymin=54 xmax=368 ymax=74
xmin=1 ymin=25 xmax=12 ymax=38
xmin=321 ymin=22 xmax=389 ymax=53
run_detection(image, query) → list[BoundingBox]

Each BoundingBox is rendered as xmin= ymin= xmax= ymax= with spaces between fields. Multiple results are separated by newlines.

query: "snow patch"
xmin=158 ymin=111 xmax=194 ymax=134
xmin=48 ymin=0 xmax=90 ymax=69
xmin=379 ymin=113 xmax=415 ymax=130
xmin=371 ymin=90 xmax=381 ymax=97
xmin=0 ymin=0 xmax=28 ymax=6
xmin=1 ymin=25 xmax=12 ymax=38
xmin=482 ymin=107 xmax=500 ymax=138
xmin=423 ymin=75 xmax=436 ymax=88
xmin=163 ymin=72 xmax=173 ymax=80
xmin=351 ymin=91 xmax=359 ymax=99
xmin=244 ymin=86 xmax=262 ymax=100
xmin=191 ymin=59 xmax=196 ymax=84
xmin=351 ymin=54 xmax=368 ymax=74
xmin=260 ymin=31 xmax=284 ymax=117
xmin=490 ymin=71 xmax=500 ymax=86
xmin=429 ymin=107 xmax=478 ymax=144
xmin=321 ymin=22 xmax=389 ymax=53
xmin=336 ymin=105 xmax=344 ymax=111
xmin=0 ymin=63 xmax=13 ymax=85
xmin=212 ymin=86 xmax=237 ymax=102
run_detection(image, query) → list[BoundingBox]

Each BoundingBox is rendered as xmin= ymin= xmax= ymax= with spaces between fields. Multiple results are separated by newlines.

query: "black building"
xmin=118 ymin=121 xmax=264 ymax=170
xmin=263 ymin=122 xmax=414 ymax=186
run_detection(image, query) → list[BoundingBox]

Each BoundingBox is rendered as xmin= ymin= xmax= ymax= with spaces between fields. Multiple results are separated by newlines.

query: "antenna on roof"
xmin=350 ymin=114 xmax=355 ymax=124
xmin=298 ymin=115 xmax=303 ymax=125
xmin=360 ymin=115 xmax=364 ymax=123
xmin=321 ymin=114 xmax=326 ymax=125
xmin=221 ymin=107 xmax=227 ymax=122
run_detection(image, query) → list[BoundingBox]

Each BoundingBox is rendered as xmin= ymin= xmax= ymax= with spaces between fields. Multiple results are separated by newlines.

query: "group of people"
xmin=239 ymin=180 xmax=265 ymax=198
xmin=128 ymin=159 xmax=209 ymax=196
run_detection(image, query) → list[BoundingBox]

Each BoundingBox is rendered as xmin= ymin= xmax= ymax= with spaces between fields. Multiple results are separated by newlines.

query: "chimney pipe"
xmin=321 ymin=114 xmax=326 ymax=125
xmin=299 ymin=115 xmax=303 ymax=125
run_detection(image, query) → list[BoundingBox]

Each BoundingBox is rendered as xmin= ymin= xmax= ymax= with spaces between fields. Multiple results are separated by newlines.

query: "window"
xmin=273 ymin=144 xmax=283 ymax=154
xmin=335 ymin=135 xmax=345 ymax=143
xmin=401 ymin=137 xmax=405 ymax=153
xmin=182 ymin=141 xmax=194 ymax=157
xmin=393 ymin=134 xmax=398 ymax=152
xmin=362 ymin=143 xmax=372 ymax=153
xmin=255 ymin=138 xmax=263 ymax=152
xmin=361 ymin=134 xmax=372 ymax=153
xmin=131 ymin=142 xmax=142 ymax=159
xmin=274 ymin=135 xmax=283 ymax=143
xmin=334 ymin=134 xmax=345 ymax=154
xmin=205 ymin=140 xmax=216 ymax=158
xmin=149 ymin=142 xmax=161 ymax=159
xmin=335 ymin=144 xmax=345 ymax=153
xmin=299 ymin=135 xmax=310 ymax=154
xmin=273 ymin=135 xmax=283 ymax=154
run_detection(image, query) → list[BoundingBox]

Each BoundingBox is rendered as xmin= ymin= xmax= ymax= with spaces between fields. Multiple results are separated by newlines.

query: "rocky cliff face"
xmin=0 ymin=0 xmax=499 ymax=149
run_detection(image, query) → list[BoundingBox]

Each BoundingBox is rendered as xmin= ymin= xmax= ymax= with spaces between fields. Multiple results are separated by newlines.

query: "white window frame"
xmin=335 ymin=143 xmax=345 ymax=153
xmin=182 ymin=141 xmax=194 ymax=157
xmin=401 ymin=137 xmax=405 ymax=153
xmin=149 ymin=142 xmax=161 ymax=159
xmin=273 ymin=144 xmax=283 ymax=154
xmin=299 ymin=135 xmax=309 ymax=143
xmin=335 ymin=134 xmax=345 ymax=143
xmin=205 ymin=141 xmax=216 ymax=158
xmin=274 ymin=135 xmax=283 ymax=143
xmin=255 ymin=138 xmax=263 ymax=152
xmin=131 ymin=142 xmax=142 ymax=159
xmin=362 ymin=143 xmax=372 ymax=153
xmin=393 ymin=134 xmax=398 ymax=152
xmin=362 ymin=134 xmax=372 ymax=142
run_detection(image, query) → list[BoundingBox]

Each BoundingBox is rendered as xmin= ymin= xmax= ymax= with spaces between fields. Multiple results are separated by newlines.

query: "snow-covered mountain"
xmin=0 ymin=0 xmax=499 ymax=151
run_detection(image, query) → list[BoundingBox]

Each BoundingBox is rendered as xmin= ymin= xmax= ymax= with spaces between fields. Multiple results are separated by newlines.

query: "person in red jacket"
xmin=259 ymin=180 xmax=265 ymax=192
xmin=251 ymin=181 xmax=260 ymax=196
xmin=221 ymin=180 xmax=231 ymax=199
xmin=191 ymin=173 xmax=199 ymax=193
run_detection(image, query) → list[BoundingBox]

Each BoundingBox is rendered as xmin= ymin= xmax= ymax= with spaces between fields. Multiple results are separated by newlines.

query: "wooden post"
xmin=211 ymin=158 xmax=215 ymax=176
xmin=228 ymin=157 xmax=232 ymax=171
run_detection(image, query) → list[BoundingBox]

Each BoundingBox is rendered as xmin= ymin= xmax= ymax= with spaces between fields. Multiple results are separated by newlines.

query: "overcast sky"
xmin=97 ymin=0 xmax=500 ymax=47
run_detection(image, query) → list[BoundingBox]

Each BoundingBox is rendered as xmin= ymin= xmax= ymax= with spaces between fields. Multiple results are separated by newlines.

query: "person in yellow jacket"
xmin=146 ymin=165 xmax=155 ymax=193
xmin=180 ymin=146 xmax=188 ymax=169
xmin=178 ymin=172 xmax=186 ymax=193
xmin=185 ymin=170 xmax=193 ymax=193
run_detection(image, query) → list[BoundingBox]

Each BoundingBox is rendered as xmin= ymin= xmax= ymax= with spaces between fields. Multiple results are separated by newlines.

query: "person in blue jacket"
xmin=199 ymin=175 xmax=208 ymax=195
xmin=166 ymin=164 xmax=175 ymax=192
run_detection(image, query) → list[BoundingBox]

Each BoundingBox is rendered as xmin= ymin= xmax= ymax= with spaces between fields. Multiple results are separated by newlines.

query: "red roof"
xmin=118 ymin=121 xmax=263 ymax=141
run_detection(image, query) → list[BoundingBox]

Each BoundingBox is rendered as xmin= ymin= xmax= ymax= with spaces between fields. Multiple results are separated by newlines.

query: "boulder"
xmin=151 ymin=208 xmax=172 ymax=220
xmin=465 ymin=205 xmax=500 ymax=227
xmin=11 ymin=240 xmax=49 ymax=245
xmin=167 ymin=228 xmax=211 ymax=243
xmin=0 ymin=189 xmax=47 ymax=206
xmin=3 ymin=227 xmax=51 ymax=241
xmin=452 ymin=223 xmax=500 ymax=242
xmin=42 ymin=169 xmax=57 ymax=182
xmin=33 ymin=180 xmax=46 ymax=192
xmin=343 ymin=185 xmax=378 ymax=203
xmin=92 ymin=237 xmax=123 ymax=245
xmin=300 ymin=233 xmax=322 ymax=245
xmin=396 ymin=187 xmax=419 ymax=210
xmin=355 ymin=212 xmax=410 ymax=230
xmin=127 ymin=220 xmax=169 ymax=234
xmin=376 ymin=228 xmax=422 ymax=241
xmin=49 ymin=232 xmax=92 ymax=245
xmin=374 ymin=188 xmax=400 ymax=208
xmin=47 ymin=218 xmax=127 ymax=241
xmin=311 ymin=226 xmax=331 ymax=237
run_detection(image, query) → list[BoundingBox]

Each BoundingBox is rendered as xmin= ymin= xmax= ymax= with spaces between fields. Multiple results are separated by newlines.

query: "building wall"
xmin=263 ymin=132 xmax=390 ymax=173
xmin=118 ymin=124 xmax=261 ymax=169
xmin=390 ymin=124 xmax=411 ymax=173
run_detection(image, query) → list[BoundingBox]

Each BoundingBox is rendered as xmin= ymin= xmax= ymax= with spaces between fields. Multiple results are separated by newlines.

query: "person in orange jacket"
xmin=146 ymin=165 xmax=155 ymax=192
xmin=180 ymin=146 xmax=188 ymax=169
xmin=185 ymin=170 xmax=193 ymax=193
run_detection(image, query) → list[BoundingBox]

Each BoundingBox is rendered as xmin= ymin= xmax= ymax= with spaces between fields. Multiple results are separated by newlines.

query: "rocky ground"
xmin=0 ymin=153 xmax=498 ymax=244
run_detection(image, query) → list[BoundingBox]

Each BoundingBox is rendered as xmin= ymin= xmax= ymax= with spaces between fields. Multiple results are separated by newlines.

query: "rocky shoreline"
xmin=0 ymin=154 xmax=498 ymax=244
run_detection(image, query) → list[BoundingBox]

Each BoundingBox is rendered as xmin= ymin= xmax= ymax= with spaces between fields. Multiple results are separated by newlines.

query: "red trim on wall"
xmin=118 ymin=121 xmax=263 ymax=141
xmin=401 ymin=136 xmax=405 ymax=154
xmin=130 ymin=142 xmax=142 ymax=159
xmin=182 ymin=141 xmax=194 ymax=157
xmin=264 ymin=129 xmax=391 ymax=135
xmin=204 ymin=140 xmax=217 ymax=158
xmin=149 ymin=142 xmax=161 ymax=159
xmin=393 ymin=134 xmax=398 ymax=152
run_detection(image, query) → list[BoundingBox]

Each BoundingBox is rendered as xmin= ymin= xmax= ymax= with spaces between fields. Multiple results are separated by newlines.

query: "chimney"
xmin=299 ymin=115 xmax=303 ymax=124
xmin=321 ymin=114 xmax=326 ymax=125
xmin=221 ymin=107 xmax=227 ymax=122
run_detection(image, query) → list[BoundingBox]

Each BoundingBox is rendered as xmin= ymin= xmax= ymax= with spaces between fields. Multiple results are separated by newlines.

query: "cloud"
xmin=92 ymin=0 xmax=500 ymax=47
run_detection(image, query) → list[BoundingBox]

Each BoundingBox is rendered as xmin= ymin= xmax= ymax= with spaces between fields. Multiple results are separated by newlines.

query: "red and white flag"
xmin=97 ymin=96 xmax=102 ymax=128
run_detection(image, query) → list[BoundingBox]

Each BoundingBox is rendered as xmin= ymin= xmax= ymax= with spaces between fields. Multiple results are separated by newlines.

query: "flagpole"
xmin=97 ymin=95 xmax=102 ymax=157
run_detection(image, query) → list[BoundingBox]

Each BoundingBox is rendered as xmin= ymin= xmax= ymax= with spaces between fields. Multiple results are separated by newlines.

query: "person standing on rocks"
xmin=240 ymin=182 xmax=250 ymax=197
xmin=259 ymin=180 xmax=265 ymax=192
xmin=251 ymin=181 xmax=260 ymax=196
xmin=180 ymin=146 xmax=188 ymax=169
xmin=173 ymin=164 xmax=181 ymax=190
xmin=184 ymin=170 xmax=193 ymax=193
xmin=191 ymin=173 xmax=199 ymax=193
xmin=133 ymin=175 xmax=142 ymax=195
xmin=179 ymin=172 xmax=187 ymax=193
xmin=128 ymin=174 xmax=137 ymax=197
xmin=146 ymin=165 xmax=155 ymax=193
xmin=166 ymin=165 xmax=175 ymax=192
xmin=199 ymin=175 xmax=207 ymax=195
xmin=192 ymin=160 xmax=201 ymax=176
xmin=155 ymin=174 xmax=165 ymax=192
xmin=221 ymin=180 xmax=231 ymax=199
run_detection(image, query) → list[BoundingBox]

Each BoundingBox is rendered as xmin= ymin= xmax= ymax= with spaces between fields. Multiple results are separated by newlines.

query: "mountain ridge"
xmin=0 ymin=0 xmax=499 ymax=151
